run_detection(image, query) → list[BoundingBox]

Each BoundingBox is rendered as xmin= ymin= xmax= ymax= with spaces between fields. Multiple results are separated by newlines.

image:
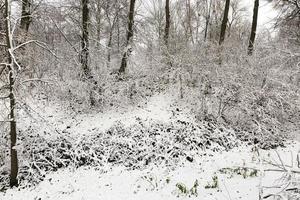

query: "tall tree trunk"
xmin=119 ymin=0 xmax=136 ymax=74
xmin=164 ymin=0 xmax=170 ymax=48
xmin=219 ymin=0 xmax=230 ymax=45
xmin=248 ymin=0 xmax=259 ymax=55
xmin=5 ymin=0 xmax=18 ymax=187
xmin=20 ymin=0 xmax=31 ymax=33
xmin=81 ymin=0 xmax=91 ymax=79
xmin=116 ymin=0 xmax=120 ymax=54
xmin=117 ymin=13 xmax=120 ymax=53
xmin=96 ymin=0 xmax=101 ymax=49
xmin=204 ymin=0 xmax=212 ymax=41
xmin=107 ymin=31 xmax=112 ymax=68
xmin=186 ymin=0 xmax=193 ymax=44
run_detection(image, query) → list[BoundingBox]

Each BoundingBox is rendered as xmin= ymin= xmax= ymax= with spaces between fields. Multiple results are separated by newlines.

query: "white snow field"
xmin=1 ymin=142 xmax=299 ymax=200
xmin=1 ymin=93 xmax=299 ymax=200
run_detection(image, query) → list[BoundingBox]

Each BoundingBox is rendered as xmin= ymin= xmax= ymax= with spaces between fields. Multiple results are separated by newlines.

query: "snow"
xmin=1 ymin=92 xmax=299 ymax=200
xmin=1 ymin=142 xmax=299 ymax=200
xmin=19 ymin=91 xmax=193 ymax=137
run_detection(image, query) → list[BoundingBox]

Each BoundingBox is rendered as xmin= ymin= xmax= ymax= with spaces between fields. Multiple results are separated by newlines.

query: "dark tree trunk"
xmin=81 ymin=0 xmax=91 ymax=79
xmin=20 ymin=0 xmax=31 ymax=33
xmin=219 ymin=0 xmax=230 ymax=45
xmin=119 ymin=0 xmax=136 ymax=74
xmin=163 ymin=0 xmax=173 ymax=67
xmin=248 ymin=0 xmax=259 ymax=55
xmin=107 ymin=31 xmax=112 ymax=68
xmin=5 ymin=0 xmax=18 ymax=188
xmin=164 ymin=0 xmax=170 ymax=47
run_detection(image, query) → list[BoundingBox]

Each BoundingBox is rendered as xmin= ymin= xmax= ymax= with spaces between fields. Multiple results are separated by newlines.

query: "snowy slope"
xmin=1 ymin=92 xmax=299 ymax=200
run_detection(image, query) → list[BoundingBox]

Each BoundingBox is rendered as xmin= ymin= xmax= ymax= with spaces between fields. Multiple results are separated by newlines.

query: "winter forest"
xmin=0 ymin=0 xmax=300 ymax=199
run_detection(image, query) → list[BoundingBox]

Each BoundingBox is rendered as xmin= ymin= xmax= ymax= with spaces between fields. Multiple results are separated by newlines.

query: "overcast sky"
xmin=243 ymin=0 xmax=278 ymax=32
xmin=138 ymin=0 xmax=279 ymax=33
xmin=12 ymin=0 xmax=279 ymax=35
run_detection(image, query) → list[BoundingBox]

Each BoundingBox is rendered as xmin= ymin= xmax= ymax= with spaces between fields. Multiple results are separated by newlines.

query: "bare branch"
xmin=21 ymin=78 xmax=55 ymax=85
xmin=0 ymin=95 xmax=9 ymax=100
xmin=0 ymin=66 xmax=6 ymax=76
xmin=13 ymin=39 xmax=42 ymax=51
xmin=50 ymin=17 xmax=79 ymax=54
xmin=13 ymin=40 xmax=60 ymax=59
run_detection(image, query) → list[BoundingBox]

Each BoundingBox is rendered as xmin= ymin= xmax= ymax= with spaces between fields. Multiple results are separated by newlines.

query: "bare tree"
xmin=204 ymin=0 xmax=213 ymax=41
xmin=4 ymin=0 xmax=18 ymax=187
xmin=227 ymin=0 xmax=247 ymax=38
xmin=95 ymin=0 xmax=102 ymax=49
xmin=119 ymin=0 xmax=136 ymax=74
xmin=81 ymin=0 xmax=91 ymax=78
xmin=103 ymin=0 xmax=122 ymax=68
xmin=185 ymin=0 xmax=193 ymax=43
xmin=219 ymin=0 xmax=230 ymax=45
xmin=20 ymin=0 xmax=32 ymax=33
xmin=275 ymin=0 xmax=300 ymax=44
xmin=164 ymin=0 xmax=170 ymax=47
xmin=248 ymin=0 xmax=259 ymax=55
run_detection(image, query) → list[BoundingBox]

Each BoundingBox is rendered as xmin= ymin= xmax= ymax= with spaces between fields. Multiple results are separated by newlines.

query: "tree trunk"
xmin=164 ymin=0 xmax=170 ymax=48
xmin=204 ymin=0 xmax=212 ymax=41
xmin=107 ymin=31 xmax=112 ymax=68
xmin=96 ymin=0 xmax=101 ymax=49
xmin=119 ymin=0 xmax=136 ymax=74
xmin=20 ymin=0 xmax=31 ymax=33
xmin=219 ymin=0 xmax=230 ymax=45
xmin=186 ymin=0 xmax=193 ymax=44
xmin=248 ymin=0 xmax=259 ymax=55
xmin=5 ymin=0 xmax=18 ymax=188
xmin=117 ymin=13 xmax=120 ymax=53
xmin=116 ymin=0 xmax=120 ymax=54
xmin=81 ymin=0 xmax=91 ymax=79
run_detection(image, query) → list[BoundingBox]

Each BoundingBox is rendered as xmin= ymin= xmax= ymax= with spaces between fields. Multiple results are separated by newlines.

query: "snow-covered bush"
xmin=165 ymin=40 xmax=299 ymax=148
xmin=0 ymin=118 xmax=239 ymax=190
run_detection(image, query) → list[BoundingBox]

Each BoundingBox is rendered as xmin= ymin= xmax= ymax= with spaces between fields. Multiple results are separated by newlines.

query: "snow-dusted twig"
xmin=264 ymin=168 xmax=300 ymax=174
xmin=20 ymin=78 xmax=55 ymax=85
xmin=0 ymin=64 xmax=8 ymax=76
xmin=13 ymin=40 xmax=60 ymax=59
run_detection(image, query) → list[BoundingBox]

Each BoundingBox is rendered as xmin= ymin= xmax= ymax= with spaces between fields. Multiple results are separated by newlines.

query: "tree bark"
xmin=248 ymin=0 xmax=259 ymax=55
xmin=107 ymin=31 xmax=112 ymax=68
xmin=119 ymin=0 xmax=136 ymax=74
xmin=219 ymin=0 xmax=230 ymax=45
xmin=96 ymin=0 xmax=101 ymax=49
xmin=81 ymin=0 xmax=91 ymax=79
xmin=20 ymin=0 xmax=31 ymax=33
xmin=5 ymin=0 xmax=18 ymax=188
xmin=204 ymin=0 xmax=212 ymax=41
xmin=186 ymin=0 xmax=193 ymax=43
xmin=164 ymin=0 xmax=170 ymax=48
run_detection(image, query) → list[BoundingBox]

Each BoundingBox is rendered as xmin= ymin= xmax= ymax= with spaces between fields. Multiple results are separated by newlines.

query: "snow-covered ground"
xmin=1 ymin=92 xmax=299 ymax=200
xmin=19 ymin=91 xmax=193 ymax=137
xmin=1 ymin=142 xmax=299 ymax=200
